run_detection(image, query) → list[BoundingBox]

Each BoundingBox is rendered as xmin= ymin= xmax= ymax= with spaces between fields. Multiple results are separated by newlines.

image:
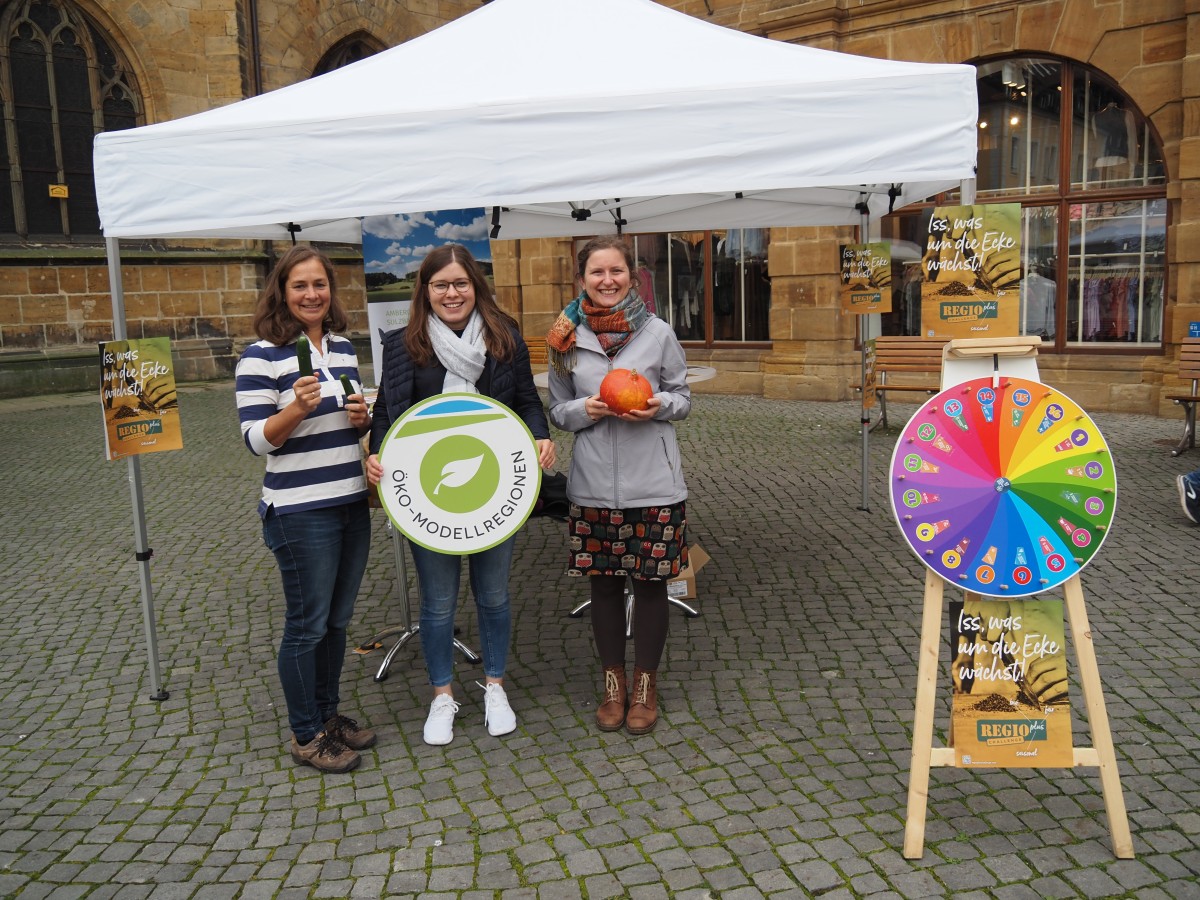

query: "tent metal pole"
xmin=105 ymin=236 xmax=169 ymax=702
xmin=858 ymin=206 xmax=871 ymax=512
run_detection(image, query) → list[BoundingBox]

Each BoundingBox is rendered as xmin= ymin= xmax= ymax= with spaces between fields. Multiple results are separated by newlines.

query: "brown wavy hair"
xmin=405 ymin=244 xmax=517 ymax=366
xmin=252 ymin=245 xmax=349 ymax=345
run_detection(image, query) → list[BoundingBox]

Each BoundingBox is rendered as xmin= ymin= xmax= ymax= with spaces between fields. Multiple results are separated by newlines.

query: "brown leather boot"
xmin=625 ymin=668 xmax=658 ymax=735
xmin=596 ymin=665 xmax=627 ymax=731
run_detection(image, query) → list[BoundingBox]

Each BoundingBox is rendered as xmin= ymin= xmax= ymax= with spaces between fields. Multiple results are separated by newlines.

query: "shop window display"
xmin=1065 ymin=199 xmax=1164 ymax=344
xmin=580 ymin=230 xmax=770 ymax=345
xmin=880 ymin=56 xmax=1166 ymax=352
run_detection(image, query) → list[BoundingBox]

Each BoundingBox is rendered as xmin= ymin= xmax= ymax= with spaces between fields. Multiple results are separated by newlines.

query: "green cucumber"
xmin=340 ymin=374 xmax=355 ymax=397
xmin=296 ymin=334 xmax=313 ymax=377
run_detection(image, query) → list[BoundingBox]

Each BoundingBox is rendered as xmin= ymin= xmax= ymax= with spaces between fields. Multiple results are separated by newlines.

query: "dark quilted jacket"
xmin=369 ymin=322 xmax=550 ymax=454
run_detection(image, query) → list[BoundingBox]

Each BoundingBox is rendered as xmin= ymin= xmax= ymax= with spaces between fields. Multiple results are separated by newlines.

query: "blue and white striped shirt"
xmin=235 ymin=333 xmax=368 ymax=517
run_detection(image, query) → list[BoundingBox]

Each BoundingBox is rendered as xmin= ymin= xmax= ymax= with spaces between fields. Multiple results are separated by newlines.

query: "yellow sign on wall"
xmin=839 ymin=243 xmax=892 ymax=313
xmin=921 ymin=204 xmax=1021 ymax=339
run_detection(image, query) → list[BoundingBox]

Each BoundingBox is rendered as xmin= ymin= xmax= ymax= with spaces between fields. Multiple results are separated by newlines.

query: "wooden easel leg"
xmin=903 ymin=569 xmax=945 ymax=859
xmin=1062 ymin=575 xmax=1135 ymax=858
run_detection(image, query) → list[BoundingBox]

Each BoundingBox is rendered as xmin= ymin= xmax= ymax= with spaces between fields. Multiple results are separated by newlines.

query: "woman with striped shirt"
xmin=235 ymin=245 xmax=375 ymax=774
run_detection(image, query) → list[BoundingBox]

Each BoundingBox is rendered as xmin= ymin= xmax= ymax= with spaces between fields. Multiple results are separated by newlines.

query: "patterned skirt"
xmin=566 ymin=502 xmax=688 ymax=580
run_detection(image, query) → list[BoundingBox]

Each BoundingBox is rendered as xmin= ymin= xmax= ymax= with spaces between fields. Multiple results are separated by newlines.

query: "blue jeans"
xmin=409 ymin=537 xmax=515 ymax=686
xmin=262 ymin=499 xmax=371 ymax=743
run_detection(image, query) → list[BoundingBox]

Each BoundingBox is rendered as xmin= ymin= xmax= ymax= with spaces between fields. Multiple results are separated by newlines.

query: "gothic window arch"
xmin=313 ymin=32 xmax=385 ymax=77
xmin=0 ymin=0 xmax=141 ymax=240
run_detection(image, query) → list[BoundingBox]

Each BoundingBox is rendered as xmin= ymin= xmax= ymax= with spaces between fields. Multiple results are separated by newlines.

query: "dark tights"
xmin=590 ymin=574 xmax=669 ymax=670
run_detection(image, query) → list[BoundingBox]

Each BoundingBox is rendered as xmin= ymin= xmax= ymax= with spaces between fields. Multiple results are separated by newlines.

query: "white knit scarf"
xmin=429 ymin=309 xmax=486 ymax=394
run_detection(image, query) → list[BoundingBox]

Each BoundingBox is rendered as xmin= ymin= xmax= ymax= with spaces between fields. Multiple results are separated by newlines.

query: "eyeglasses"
xmin=428 ymin=280 xmax=472 ymax=295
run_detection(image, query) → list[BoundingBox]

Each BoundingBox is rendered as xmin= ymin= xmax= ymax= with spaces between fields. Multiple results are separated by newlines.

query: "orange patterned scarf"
xmin=546 ymin=290 xmax=650 ymax=377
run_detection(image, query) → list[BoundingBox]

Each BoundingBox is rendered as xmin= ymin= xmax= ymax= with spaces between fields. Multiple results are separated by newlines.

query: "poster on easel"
xmin=921 ymin=203 xmax=1021 ymax=339
xmin=98 ymin=336 xmax=182 ymax=461
xmin=840 ymin=242 xmax=892 ymax=313
xmin=949 ymin=597 xmax=1073 ymax=768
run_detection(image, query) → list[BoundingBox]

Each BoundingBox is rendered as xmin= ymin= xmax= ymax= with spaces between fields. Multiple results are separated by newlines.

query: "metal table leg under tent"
xmin=355 ymin=519 xmax=480 ymax=683
xmin=569 ymin=582 xmax=699 ymax=639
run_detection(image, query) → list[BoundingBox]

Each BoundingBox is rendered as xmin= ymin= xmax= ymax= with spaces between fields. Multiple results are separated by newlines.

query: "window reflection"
xmin=883 ymin=210 xmax=932 ymax=337
xmin=884 ymin=56 xmax=1166 ymax=351
xmin=623 ymin=230 xmax=769 ymax=343
xmin=976 ymin=59 xmax=1062 ymax=197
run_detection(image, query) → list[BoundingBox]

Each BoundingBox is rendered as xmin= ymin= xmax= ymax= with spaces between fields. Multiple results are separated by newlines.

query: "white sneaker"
xmin=478 ymin=681 xmax=516 ymax=736
xmin=423 ymin=694 xmax=460 ymax=746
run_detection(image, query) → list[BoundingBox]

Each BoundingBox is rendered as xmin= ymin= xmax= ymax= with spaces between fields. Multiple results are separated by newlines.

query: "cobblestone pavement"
xmin=2 ymin=381 xmax=1198 ymax=899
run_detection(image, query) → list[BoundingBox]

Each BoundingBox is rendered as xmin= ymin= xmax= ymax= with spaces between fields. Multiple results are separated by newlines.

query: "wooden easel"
xmin=938 ymin=335 xmax=1042 ymax=389
xmin=902 ymin=336 xmax=1133 ymax=859
xmin=902 ymin=563 xmax=1133 ymax=857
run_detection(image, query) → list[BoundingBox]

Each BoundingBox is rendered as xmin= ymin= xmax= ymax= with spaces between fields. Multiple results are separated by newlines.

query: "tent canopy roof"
xmin=93 ymin=0 xmax=978 ymax=242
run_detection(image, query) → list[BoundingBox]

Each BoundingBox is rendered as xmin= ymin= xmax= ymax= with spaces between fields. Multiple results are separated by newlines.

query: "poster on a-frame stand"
xmin=890 ymin=337 xmax=1133 ymax=860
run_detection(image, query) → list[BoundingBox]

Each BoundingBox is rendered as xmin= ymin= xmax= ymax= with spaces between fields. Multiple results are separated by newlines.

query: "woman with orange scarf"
xmin=547 ymin=236 xmax=691 ymax=734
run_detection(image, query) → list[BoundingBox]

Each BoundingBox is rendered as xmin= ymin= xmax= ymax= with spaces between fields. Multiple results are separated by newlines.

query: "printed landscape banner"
xmin=921 ymin=203 xmax=1021 ymax=339
xmin=949 ymin=597 xmax=1074 ymax=768
xmin=361 ymin=209 xmax=492 ymax=382
xmin=99 ymin=336 xmax=183 ymax=461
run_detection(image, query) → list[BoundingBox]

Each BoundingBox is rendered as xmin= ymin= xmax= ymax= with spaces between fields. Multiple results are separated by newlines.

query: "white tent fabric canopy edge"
xmin=92 ymin=0 xmax=979 ymax=241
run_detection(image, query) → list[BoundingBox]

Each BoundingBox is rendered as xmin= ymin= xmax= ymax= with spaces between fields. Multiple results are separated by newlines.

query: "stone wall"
xmin=0 ymin=250 xmax=368 ymax=395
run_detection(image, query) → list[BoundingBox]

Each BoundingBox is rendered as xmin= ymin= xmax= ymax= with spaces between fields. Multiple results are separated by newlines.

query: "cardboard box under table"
xmin=667 ymin=544 xmax=710 ymax=604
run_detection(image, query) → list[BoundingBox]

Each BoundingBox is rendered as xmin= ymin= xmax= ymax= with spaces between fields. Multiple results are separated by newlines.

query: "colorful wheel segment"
xmin=888 ymin=376 xmax=1116 ymax=597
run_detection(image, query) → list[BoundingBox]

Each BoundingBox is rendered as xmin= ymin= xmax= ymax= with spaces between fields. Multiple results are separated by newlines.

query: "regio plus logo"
xmin=976 ymin=718 xmax=1047 ymax=745
xmin=377 ymin=394 xmax=540 ymax=553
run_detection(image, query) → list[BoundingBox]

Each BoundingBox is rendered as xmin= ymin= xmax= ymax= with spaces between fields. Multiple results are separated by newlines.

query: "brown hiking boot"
xmin=289 ymin=731 xmax=361 ymax=773
xmin=324 ymin=714 xmax=377 ymax=750
xmin=596 ymin=665 xmax=627 ymax=732
xmin=626 ymin=668 xmax=658 ymax=735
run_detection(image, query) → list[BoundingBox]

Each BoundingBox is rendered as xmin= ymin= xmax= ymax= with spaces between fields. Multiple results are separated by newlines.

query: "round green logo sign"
xmin=377 ymin=394 xmax=541 ymax=553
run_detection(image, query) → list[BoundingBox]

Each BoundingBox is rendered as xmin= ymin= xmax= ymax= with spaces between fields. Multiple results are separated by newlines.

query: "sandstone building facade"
xmin=2 ymin=0 xmax=1196 ymax=419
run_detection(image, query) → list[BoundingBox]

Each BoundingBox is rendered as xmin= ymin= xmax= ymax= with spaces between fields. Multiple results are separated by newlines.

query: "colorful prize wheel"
xmin=888 ymin=376 xmax=1116 ymax=597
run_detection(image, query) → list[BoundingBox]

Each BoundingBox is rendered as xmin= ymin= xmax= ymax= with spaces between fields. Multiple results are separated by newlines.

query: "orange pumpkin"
xmin=600 ymin=368 xmax=653 ymax=414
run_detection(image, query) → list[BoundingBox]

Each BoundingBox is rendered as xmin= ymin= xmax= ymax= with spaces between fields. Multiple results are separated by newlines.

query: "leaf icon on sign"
xmin=434 ymin=454 xmax=484 ymax=495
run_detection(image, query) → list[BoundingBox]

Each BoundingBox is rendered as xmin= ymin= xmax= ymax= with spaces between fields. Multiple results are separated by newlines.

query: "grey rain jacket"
xmin=548 ymin=317 xmax=690 ymax=510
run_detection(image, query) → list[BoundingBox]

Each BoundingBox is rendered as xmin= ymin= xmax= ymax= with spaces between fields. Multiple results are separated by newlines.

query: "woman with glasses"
xmin=366 ymin=244 xmax=555 ymax=745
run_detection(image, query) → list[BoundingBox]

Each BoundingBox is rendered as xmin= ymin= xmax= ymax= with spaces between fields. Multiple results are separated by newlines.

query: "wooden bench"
xmin=525 ymin=339 xmax=548 ymax=367
xmin=866 ymin=336 xmax=946 ymax=430
xmin=1167 ymin=336 xmax=1200 ymax=456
